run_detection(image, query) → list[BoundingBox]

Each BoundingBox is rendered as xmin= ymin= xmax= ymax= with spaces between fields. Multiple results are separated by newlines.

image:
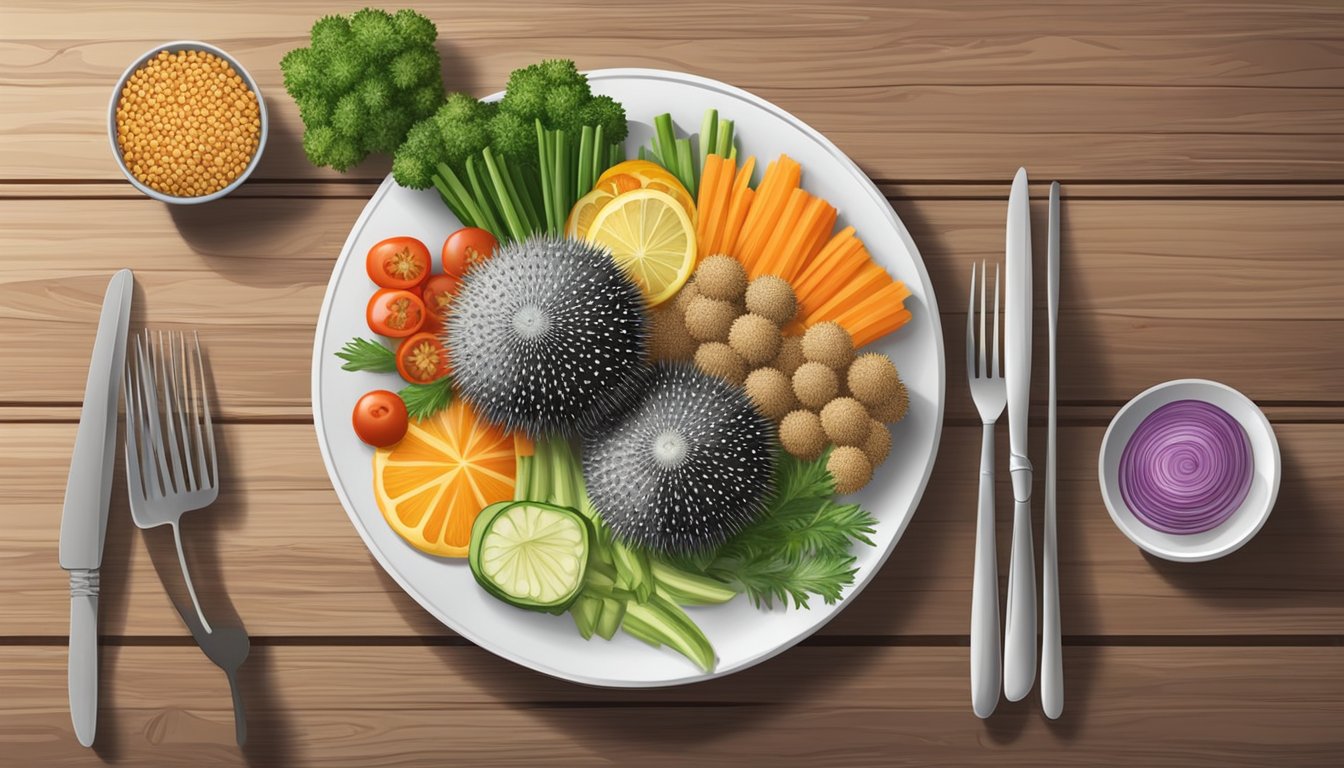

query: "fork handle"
xmin=227 ymin=668 xmax=247 ymax=745
xmin=970 ymin=423 xmax=1001 ymax=718
xmin=172 ymin=521 xmax=212 ymax=634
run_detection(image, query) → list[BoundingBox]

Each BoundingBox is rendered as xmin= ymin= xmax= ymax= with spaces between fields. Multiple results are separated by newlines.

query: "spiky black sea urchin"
xmin=447 ymin=235 xmax=650 ymax=435
xmin=583 ymin=362 xmax=776 ymax=555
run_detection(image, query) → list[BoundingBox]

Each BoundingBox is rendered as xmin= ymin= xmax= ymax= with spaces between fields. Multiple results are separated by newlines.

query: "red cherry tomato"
xmin=421 ymin=274 xmax=460 ymax=321
xmin=396 ymin=332 xmax=451 ymax=384
xmin=442 ymin=227 xmax=498 ymax=277
xmin=352 ymin=390 xmax=408 ymax=447
xmin=366 ymin=288 xmax=426 ymax=338
xmin=367 ymin=237 xmax=431 ymax=290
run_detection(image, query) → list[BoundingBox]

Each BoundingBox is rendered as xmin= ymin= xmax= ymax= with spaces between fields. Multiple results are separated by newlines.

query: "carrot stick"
xmin=794 ymin=239 xmax=867 ymax=314
xmin=701 ymin=155 xmax=736 ymax=259
xmin=793 ymin=227 xmax=857 ymax=295
xmin=777 ymin=197 xmax=834 ymax=282
xmin=737 ymin=156 xmax=800 ymax=270
xmin=849 ymin=307 xmax=913 ymax=348
xmin=720 ymin=187 xmax=754 ymax=258
xmin=755 ymin=188 xmax=809 ymax=279
xmin=806 ymin=264 xmax=891 ymax=323
xmin=696 ymin=154 xmax=723 ymax=254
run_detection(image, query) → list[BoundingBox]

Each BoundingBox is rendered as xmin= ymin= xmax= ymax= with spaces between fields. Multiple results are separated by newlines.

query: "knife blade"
xmin=1002 ymin=168 xmax=1037 ymax=701
xmin=58 ymin=268 xmax=133 ymax=747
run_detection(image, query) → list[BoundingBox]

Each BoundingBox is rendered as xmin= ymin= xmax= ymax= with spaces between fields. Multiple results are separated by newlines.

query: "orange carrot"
xmin=695 ymin=154 xmax=723 ymax=255
xmin=794 ymin=238 xmax=866 ymax=314
xmin=777 ymin=197 xmax=835 ymax=282
xmin=806 ymin=264 xmax=891 ymax=323
xmin=755 ymin=188 xmax=810 ymax=279
xmin=848 ymin=306 xmax=913 ymax=348
xmin=793 ymin=227 xmax=857 ymax=294
xmin=720 ymin=187 xmax=755 ymax=258
xmin=736 ymin=156 xmax=800 ymax=271
xmin=701 ymin=155 xmax=737 ymax=259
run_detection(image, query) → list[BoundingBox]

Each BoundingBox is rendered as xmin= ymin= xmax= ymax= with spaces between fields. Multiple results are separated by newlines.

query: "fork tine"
xmin=185 ymin=332 xmax=208 ymax=491
xmin=966 ymin=262 xmax=977 ymax=378
xmin=194 ymin=332 xmax=218 ymax=490
xmin=123 ymin=357 xmax=144 ymax=503
xmin=170 ymin=332 xmax=198 ymax=492
xmin=137 ymin=332 xmax=169 ymax=498
xmin=979 ymin=260 xmax=987 ymax=377
xmin=992 ymin=262 xmax=1002 ymax=379
xmin=156 ymin=331 xmax=187 ymax=494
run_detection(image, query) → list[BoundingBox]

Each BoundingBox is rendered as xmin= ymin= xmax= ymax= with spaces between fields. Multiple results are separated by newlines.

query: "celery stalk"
xmin=431 ymin=174 xmax=474 ymax=229
xmin=553 ymin=129 xmax=570 ymax=234
xmin=699 ymin=109 xmax=717 ymax=173
xmin=715 ymin=119 xmax=734 ymax=158
xmin=508 ymin=161 xmax=542 ymax=235
xmin=654 ymin=113 xmax=678 ymax=179
xmin=675 ymin=138 xmax=696 ymax=197
xmin=536 ymin=120 xmax=557 ymax=234
xmin=576 ymin=125 xmax=595 ymax=200
xmin=595 ymin=597 xmax=625 ymax=640
xmin=435 ymin=164 xmax=489 ymax=234
xmin=623 ymin=595 xmax=715 ymax=671
xmin=481 ymin=148 xmax=529 ymax=243
xmin=591 ymin=125 xmax=606 ymax=183
xmin=463 ymin=156 xmax=506 ymax=242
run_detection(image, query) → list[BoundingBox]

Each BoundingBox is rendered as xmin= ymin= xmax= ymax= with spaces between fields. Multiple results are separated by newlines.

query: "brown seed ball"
xmin=684 ymin=295 xmax=738 ymax=343
xmin=673 ymin=280 xmax=700 ymax=314
xmin=694 ymin=342 xmax=747 ymax=385
xmin=649 ymin=307 xmax=696 ymax=362
xmin=694 ymin=255 xmax=747 ymax=302
xmin=744 ymin=275 xmax=797 ymax=325
xmin=727 ymin=313 xmax=781 ymax=366
xmin=773 ymin=334 xmax=805 ymax=377
xmin=828 ymin=446 xmax=873 ymax=494
xmin=744 ymin=367 xmax=797 ymax=421
xmin=820 ymin=397 xmax=872 ymax=447
xmin=863 ymin=420 xmax=892 ymax=466
xmin=848 ymin=353 xmax=910 ymax=423
xmin=802 ymin=321 xmax=854 ymax=370
xmin=792 ymin=361 xmax=839 ymax=410
xmin=779 ymin=410 xmax=827 ymax=461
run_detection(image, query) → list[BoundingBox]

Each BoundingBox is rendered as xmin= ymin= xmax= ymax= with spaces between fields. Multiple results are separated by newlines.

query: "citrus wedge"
xmin=598 ymin=160 xmax=696 ymax=224
xmin=585 ymin=188 xmax=696 ymax=307
xmin=565 ymin=173 xmax=642 ymax=240
xmin=373 ymin=397 xmax=516 ymax=558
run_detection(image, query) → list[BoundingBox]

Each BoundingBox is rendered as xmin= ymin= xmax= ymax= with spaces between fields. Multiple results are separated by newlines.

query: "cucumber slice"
xmin=469 ymin=501 xmax=590 ymax=615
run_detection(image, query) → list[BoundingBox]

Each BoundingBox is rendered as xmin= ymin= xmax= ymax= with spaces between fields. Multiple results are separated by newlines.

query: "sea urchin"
xmin=447 ymin=235 xmax=649 ymax=435
xmin=582 ymin=361 xmax=776 ymax=555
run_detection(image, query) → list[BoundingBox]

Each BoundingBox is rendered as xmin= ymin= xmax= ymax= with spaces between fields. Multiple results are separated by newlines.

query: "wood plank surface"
xmin=4 ymin=420 xmax=1338 ymax=639
xmin=2 ymin=198 xmax=1340 ymax=419
xmin=3 ymin=1 xmax=1343 ymax=182
xmin=2 ymin=645 xmax=1341 ymax=767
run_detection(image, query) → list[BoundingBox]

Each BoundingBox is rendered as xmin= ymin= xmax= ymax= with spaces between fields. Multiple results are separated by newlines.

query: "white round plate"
xmin=1099 ymin=378 xmax=1280 ymax=563
xmin=312 ymin=69 xmax=945 ymax=687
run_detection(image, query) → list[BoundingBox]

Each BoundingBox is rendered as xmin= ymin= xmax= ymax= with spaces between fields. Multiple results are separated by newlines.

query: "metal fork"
xmin=966 ymin=261 xmax=1005 ymax=719
xmin=124 ymin=330 xmax=248 ymax=744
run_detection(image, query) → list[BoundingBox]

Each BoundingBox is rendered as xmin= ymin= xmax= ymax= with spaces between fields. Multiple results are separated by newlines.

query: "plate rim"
xmin=310 ymin=67 xmax=946 ymax=687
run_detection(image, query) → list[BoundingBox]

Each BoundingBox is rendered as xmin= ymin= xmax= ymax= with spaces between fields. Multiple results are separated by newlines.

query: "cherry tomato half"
xmin=366 ymin=288 xmax=426 ymax=338
xmin=421 ymin=274 xmax=460 ymax=321
xmin=352 ymin=390 xmax=408 ymax=447
xmin=367 ymin=237 xmax=432 ymax=290
xmin=396 ymin=332 xmax=451 ymax=384
xmin=442 ymin=227 xmax=498 ymax=278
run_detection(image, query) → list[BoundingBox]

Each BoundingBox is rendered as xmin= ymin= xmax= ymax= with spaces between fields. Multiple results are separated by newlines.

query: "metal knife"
xmin=58 ymin=269 xmax=133 ymax=747
xmin=1041 ymin=182 xmax=1063 ymax=719
xmin=1002 ymin=168 xmax=1037 ymax=701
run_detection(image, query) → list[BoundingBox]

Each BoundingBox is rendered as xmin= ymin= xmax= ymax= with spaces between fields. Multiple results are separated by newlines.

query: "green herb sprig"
xmin=398 ymin=377 xmax=453 ymax=420
xmin=335 ymin=337 xmax=396 ymax=372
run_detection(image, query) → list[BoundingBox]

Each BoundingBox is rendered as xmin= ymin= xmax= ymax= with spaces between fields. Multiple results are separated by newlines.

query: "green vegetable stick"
xmin=436 ymin=164 xmax=490 ymax=234
xmin=550 ymin=439 xmax=575 ymax=509
xmin=431 ymin=174 xmax=473 ymax=228
xmin=623 ymin=595 xmax=715 ymax=671
xmin=536 ymin=120 xmax=556 ymax=234
xmin=554 ymin=129 xmax=571 ymax=229
xmin=675 ymin=138 xmax=696 ymax=197
xmin=576 ymin=125 xmax=595 ymax=200
xmin=619 ymin=611 xmax=663 ymax=648
xmin=610 ymin=141 xmax=624 ymax=169
xmin=595 ymin=597 xmax=625 ymax=641
xmin=506 ymin=160 xmax=542 ymax=235
xmin=650 ymin=560 xmax=738 ymax=605
xmin=699 ymin=109 xmax=717 ymax=173
xmin=463 ymin=157 xmax=506 ymax=242
xmin=654 ymin=113 xmax=678 ymax=179
xmin=591 ymin=124 xmax=605 ymax=182
xmin=482 ymin=149 xmax=530 ymax=243
xmin=528 ymin=438 xmax=552 ymax=503
xmin=513 ymin=454 xmax=532 ymax=503
xmin=716 ymin=119 xmax=734 ymax=158
xmin=570 ymin=594 xmax=602 ymax=640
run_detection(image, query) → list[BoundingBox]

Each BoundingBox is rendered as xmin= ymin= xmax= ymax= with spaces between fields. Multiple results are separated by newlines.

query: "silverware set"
xmin=966 ymin=169 xmax=1063 ymax=718
xmin=58 ymin=271 xmax=247 ymax=747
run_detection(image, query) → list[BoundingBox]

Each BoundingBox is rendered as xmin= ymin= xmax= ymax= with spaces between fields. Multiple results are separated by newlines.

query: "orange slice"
xmin=596 ymin=159 xmax=696 ymax=225
xmin=565 ymin=173 xmax=642 ymax=240
xmin=373 ymin=398 xmax=516 ymax=558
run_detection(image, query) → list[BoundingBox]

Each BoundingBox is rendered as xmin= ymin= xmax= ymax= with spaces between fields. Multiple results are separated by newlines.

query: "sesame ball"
xmin=773 ymin=334 xmax=805 ymax=377
xmin=828 ymin=446 xmax=873 ymax=494
xmin=694 ymin=341 xmax=747 ymax=385
xmin=673 ymin=280 xmax=700 ymax=314
xmin=802 ymin=321 xmax=854 ymax=370
xmin=649 ymin=306 xmax=696 ymax=362
xmin=792 ymin=361 xmax=839 ymax=410
xmin=779 ymin=409 xmax=827 ymax=461
xmin=820 ymin=397 xmax=872 ymax=447
xmin=863 ymin=420 xmax=892 ymax=466
xmin=744 ymin=367 xmax=797 ymax=421
xmin=728 ymin=313 xmax=781 ymax=366
xmin=744 ymin=275 xmax=797 ymax=325
xmin=695 ymin=255 xmax=747 ymax=302
xmin=684 ymin=295 xmax=738 ymax=343
xmin=847 ymin=353 xmax=907 ymax=423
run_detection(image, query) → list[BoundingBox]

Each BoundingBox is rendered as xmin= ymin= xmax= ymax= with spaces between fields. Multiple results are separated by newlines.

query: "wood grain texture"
xmin=1 ymin=197 xmax=1340 ymax=419
xmin=2 ymin=1 xmax=1343 ymax=182
xmin=2 ymin=645 xmax=1342 ymax=767
xmin=3 ymin=420 xmax=1338 ymax=638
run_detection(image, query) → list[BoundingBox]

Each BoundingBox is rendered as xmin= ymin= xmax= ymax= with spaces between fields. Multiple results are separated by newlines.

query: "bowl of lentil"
xmin=109 ymin=41 xmax=267 ymax=204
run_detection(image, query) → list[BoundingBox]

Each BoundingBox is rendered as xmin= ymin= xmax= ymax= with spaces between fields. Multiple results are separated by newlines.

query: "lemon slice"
xmin=585 ymin=189 xmax=696 ymax=307
xmin=598 ymin=160 xmax=696 ymax=224
xmin=565 ymin=173 xmax=641 ymax=240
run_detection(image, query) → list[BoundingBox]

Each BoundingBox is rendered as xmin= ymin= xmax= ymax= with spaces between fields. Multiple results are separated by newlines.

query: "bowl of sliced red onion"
xmin=1099 ymin=379 xmax=1280 ymax=562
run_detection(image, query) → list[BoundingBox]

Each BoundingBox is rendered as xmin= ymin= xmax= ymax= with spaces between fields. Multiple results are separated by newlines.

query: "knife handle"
xmin=1004 ymin=486 xmax=1037 ymax=701
xmin=69 ymin=569 xmax=99 ymax=747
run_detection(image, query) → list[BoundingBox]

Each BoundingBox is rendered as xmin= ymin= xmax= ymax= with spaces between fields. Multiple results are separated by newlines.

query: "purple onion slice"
xmin=1119 ymin=400 xmax=1252 ymax=535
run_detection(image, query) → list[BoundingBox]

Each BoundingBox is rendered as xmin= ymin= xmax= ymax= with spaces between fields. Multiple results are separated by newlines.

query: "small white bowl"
xmin=1098 ymin=379 xmax=1280 ymax=562
xmin=107 ymin=41 xmax=268 ymax=204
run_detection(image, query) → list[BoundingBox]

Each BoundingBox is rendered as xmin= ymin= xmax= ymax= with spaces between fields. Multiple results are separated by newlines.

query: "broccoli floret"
xmin=495 ymin=59 xmax=628 ymax=153
xmin=580 ymin=95 xmax=629 ymax=144
xmin=392 ymin=94 xmax=496 ymax=189
xmin=281 ymin=8 xmax=445 ymax=171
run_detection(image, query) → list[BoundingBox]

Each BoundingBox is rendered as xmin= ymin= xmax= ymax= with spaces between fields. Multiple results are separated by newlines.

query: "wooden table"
xmin=3 ymin=1 xmax=1342 ymax=765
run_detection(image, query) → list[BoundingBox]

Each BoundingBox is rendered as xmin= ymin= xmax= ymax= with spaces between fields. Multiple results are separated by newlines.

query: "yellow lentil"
xmin=115 ymin=49 xmax=260 ymax=198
